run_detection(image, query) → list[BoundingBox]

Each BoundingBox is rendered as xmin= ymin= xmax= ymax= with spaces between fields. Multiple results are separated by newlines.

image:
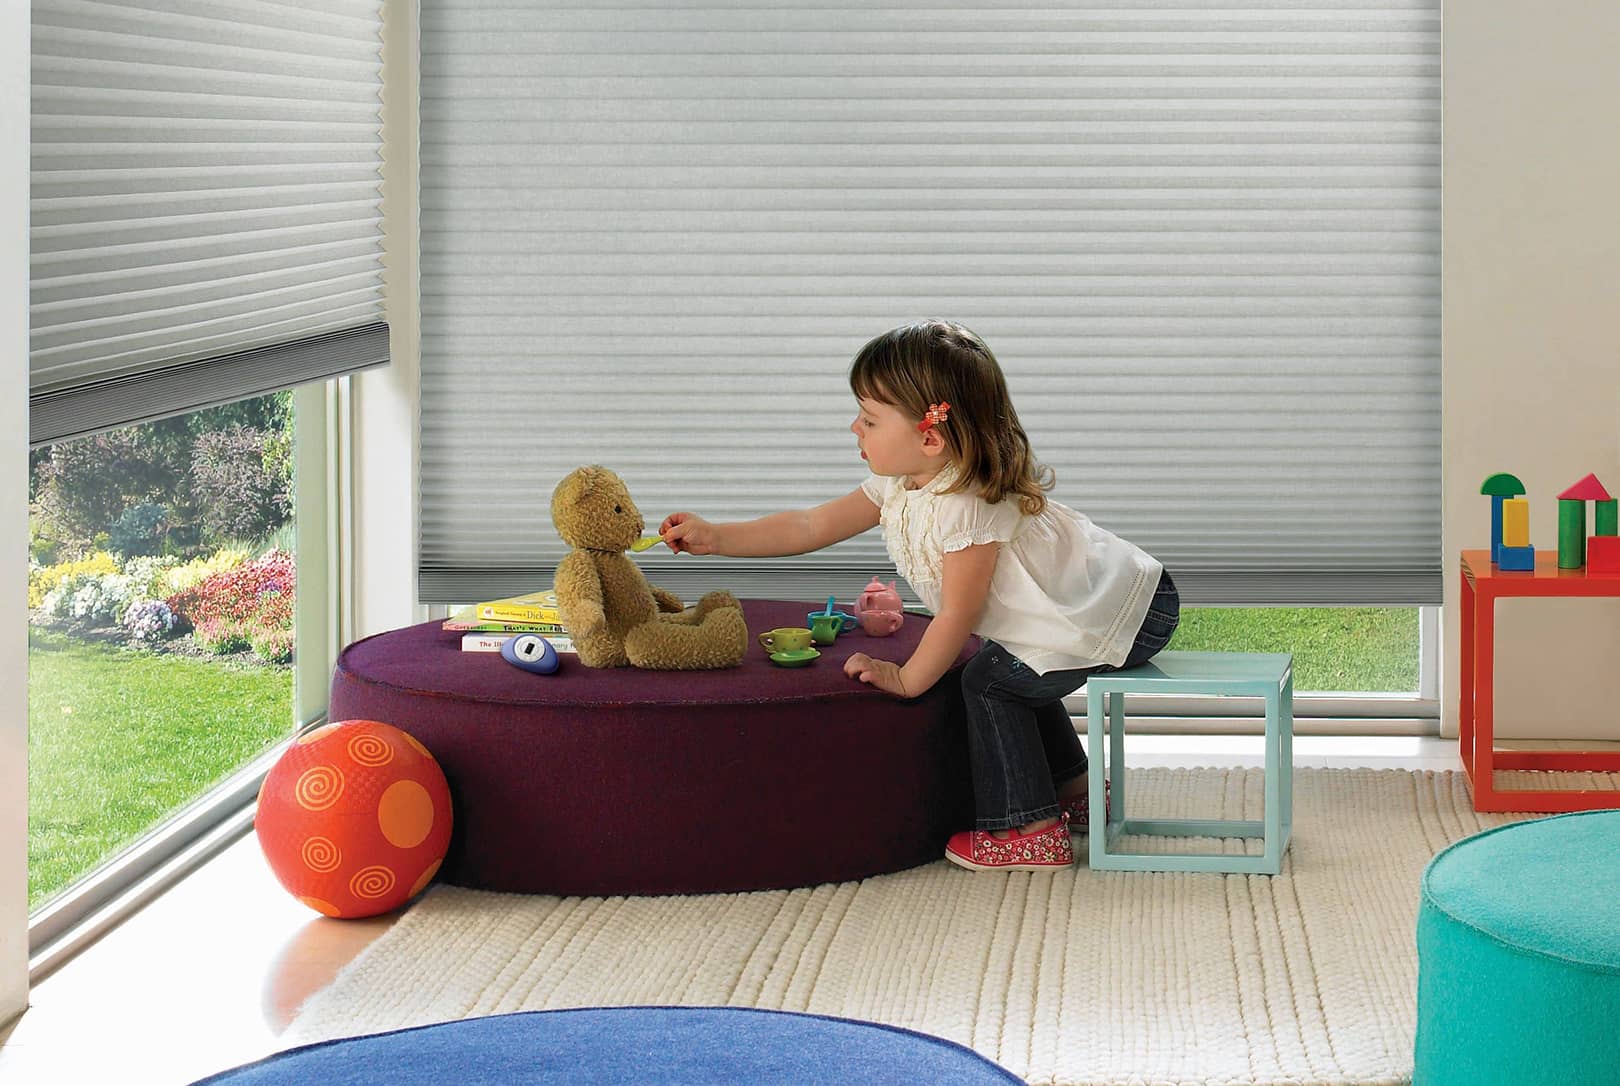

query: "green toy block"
xmin=1480 ymin=473 xmax=1527 ymax=497
xmin=1558 ymin=499 xmax=1587 ymax=569
xmin=1597 ymin=499 xmax=1618 ymax=537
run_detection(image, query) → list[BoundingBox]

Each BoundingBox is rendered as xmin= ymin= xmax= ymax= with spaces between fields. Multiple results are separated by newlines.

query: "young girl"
xmin=660 ymin=319 xmax=1179 ymax=872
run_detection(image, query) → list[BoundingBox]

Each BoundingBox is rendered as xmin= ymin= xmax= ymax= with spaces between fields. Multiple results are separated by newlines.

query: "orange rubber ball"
xmin=256 ymin=719 xmax=453 ymax=919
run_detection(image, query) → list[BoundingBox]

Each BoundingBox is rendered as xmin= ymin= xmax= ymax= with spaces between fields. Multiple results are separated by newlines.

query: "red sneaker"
xmin=944 ymin=815 xmax=1074 ymax=872
xmin=1060 ymin=779 xmax=1111 ymax=834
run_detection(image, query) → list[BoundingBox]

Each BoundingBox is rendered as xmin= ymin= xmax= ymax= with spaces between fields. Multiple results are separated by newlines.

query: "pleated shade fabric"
xmin=30 ymin=0 xmax=389 ymax=447
xmin=416 ymin=0 xmax=1441 ymax=606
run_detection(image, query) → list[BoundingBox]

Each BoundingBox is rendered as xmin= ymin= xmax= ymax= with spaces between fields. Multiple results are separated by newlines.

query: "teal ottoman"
xmin=1414 ymin=810 xmax=1620 ymax=1086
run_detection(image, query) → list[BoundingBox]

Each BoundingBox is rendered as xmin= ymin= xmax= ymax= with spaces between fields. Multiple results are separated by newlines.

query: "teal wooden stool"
xmin=1086 ymin=651 xmax=1294 ymax=874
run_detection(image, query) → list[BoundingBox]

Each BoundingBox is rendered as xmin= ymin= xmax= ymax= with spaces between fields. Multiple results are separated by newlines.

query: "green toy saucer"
xmin=769 ymin=648 xmax=821 ymax=667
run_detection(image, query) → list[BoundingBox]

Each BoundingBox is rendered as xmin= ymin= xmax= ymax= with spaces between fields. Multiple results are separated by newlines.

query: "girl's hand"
xmin=659 ymin=512 xmax=719 ymax=554
xmin=844 ymin=652 xmax=909 ymax=697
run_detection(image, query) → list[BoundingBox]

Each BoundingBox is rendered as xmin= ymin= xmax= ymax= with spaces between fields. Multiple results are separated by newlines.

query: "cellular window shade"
xmin=29 ymin=0 xmax=389 ymax=448
xmin=417 ymin=0 xmax=1440 ymax=608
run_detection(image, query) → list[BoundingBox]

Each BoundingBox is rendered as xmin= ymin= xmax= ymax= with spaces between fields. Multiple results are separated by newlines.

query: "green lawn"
xmin=27 ymin=628 xmax=293 ymax=910
xmin=1170 ymin=608 xmax=1420 ymax=693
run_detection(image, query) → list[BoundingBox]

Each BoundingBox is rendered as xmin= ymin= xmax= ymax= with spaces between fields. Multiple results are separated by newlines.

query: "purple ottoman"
xmin=327 ymin=600 xmax=978 ymax=896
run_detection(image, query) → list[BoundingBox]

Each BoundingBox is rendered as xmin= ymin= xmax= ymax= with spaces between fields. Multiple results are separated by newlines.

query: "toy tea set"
xmin=757 ymin=577 xmax=908 ymax=667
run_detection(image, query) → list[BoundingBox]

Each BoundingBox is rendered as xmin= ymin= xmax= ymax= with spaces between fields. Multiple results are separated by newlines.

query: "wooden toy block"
xmin=1588 ymin=535 xmax=1620 ymax=573
xmin=1481 ymin=473 xmax=1527 ymax=496
xmin=1481 ymin=473 xmax=1526 ymax=565
xmin=1557 ymin=473 xmax=1613 ymax=502
xmin=1502 ymin=498 xmax=1530 ymax=548
xmin=1497 ymin=544 xmax=1536 ymax=571
xmin=1597 ymin=499 xmax=1618 ymax=537
xmin=1558 ymin=500 xmax=1587 ymax=569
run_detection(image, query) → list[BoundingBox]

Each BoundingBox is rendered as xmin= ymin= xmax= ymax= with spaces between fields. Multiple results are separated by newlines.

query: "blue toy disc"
xmin=500 ymin=633 xmax=561 ymax=674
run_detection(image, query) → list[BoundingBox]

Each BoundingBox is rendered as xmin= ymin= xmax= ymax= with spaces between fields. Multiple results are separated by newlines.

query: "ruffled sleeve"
xmin=859 ymin=474 xmax=891 ymax=505
xmin=936 ymin=491 xmax=1022 ymax=554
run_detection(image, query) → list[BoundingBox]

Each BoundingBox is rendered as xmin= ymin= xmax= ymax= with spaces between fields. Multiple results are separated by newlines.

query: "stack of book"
xmin=444 ymin=589 xmax=576 ymax=654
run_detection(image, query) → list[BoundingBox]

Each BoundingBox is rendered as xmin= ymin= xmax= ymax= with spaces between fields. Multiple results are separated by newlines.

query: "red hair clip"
xmin=917 ymin=402 xmax=950 ymax=433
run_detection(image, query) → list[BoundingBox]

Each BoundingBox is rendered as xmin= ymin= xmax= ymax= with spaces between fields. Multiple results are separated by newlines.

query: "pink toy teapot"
xmin=853 ymin=577 xmax=905 ymax=636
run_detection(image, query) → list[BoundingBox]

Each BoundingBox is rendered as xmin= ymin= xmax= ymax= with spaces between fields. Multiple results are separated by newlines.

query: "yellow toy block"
xmin=1502 ymin=498 xmax=1530 ymax=549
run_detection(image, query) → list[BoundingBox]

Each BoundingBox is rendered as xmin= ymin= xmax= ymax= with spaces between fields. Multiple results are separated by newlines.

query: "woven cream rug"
xmin=286 ymin=766 xmax=1614 ymax=1085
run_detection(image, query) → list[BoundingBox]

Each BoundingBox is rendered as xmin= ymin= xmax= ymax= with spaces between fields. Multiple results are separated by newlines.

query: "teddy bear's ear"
xmin=552 ymin=466 xmax=625 ymax=526
xmin=551 ymin=467 xmax=589 ymax=517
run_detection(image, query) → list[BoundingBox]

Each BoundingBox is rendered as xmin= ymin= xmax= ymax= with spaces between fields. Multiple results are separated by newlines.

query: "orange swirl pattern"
xmin=349 ymin=865 xmax=397 ymax=901
xmin=294 ymin=765 xmax=345 ymax=811
xmin=347 ymin=733 xmax=394 ymax=767
xmin=258 ymin=720 xmax=451 ymax=919
xmin=301 ymin=836 xmax=341 ymax=873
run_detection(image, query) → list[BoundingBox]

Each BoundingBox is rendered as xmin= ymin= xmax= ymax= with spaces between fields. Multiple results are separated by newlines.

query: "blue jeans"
xmin=959 ymin=571 xmax=1180 ymax=830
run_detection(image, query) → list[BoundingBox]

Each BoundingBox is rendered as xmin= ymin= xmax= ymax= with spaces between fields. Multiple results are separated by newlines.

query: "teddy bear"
xmin=550 ymin=465 xmax=748 ymax=670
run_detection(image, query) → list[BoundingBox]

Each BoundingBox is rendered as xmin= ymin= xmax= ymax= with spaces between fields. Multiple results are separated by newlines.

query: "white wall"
xmin=3 ymin=0 xmax=31 ymax=1026
xmin=1441 ymin=1 xmax=1620 ymax=739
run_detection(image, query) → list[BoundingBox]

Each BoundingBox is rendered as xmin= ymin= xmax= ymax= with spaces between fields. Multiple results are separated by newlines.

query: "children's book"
xmin=473 ymin=589 xmax=563 ymax=624
xmin=461 ymin=632 xmax=575 ymax=654
xmin=442 ymin=606 xmax=565 ymax=634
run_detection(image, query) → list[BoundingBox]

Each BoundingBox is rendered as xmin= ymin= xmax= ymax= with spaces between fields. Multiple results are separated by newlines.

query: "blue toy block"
xmin=1086 ymin=651 xmax=1293 ymax=875
xmin=1497 ymin=544 xmax=1536 ymax=571
xmin=1491 ymin=494 xmax=1505 ymax=564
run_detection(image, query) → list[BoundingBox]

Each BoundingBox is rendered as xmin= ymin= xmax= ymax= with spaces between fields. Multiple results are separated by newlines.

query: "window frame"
xmin=26 ymin=380 xmax=348 ymax=980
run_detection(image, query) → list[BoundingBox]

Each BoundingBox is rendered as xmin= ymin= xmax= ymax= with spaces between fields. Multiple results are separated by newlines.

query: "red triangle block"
xmin=1557 ymin=473 xmax=1613 ymax=502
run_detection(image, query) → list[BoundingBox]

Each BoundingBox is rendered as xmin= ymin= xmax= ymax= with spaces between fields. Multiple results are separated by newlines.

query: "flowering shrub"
xmin=29 ymin=552 xmax=118 ymax=609
xmin=121 ymin=555 xmax=179 ymax=599
xmin=124 ymin=599 xmax=179 ymax=643
xmin=192 ymin=618 xmax=252 ymax=656
xmin=162 ymin=548 xmax=248 ymax=597
xmin=32 ymin=545 xmax=295 ymax=664
xmin=166 ymin=549 xmax=294 ymax=633
xmin=249 ymin=627 xmax=295 ymax=665
xmin=42 ymin=570 xmax=140 ymax=626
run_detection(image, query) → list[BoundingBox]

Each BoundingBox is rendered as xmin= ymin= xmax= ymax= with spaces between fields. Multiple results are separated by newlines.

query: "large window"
xmin=26 ymin=392 xmax=297 ymax=911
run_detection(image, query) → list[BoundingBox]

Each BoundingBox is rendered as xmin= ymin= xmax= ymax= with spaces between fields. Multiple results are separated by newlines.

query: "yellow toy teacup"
xmin=758 ymin=627 xmax=813 ymax=654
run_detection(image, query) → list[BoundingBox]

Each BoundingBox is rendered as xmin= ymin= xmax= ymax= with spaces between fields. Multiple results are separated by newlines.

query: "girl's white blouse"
xmin=861 ymin=467 xmax=1163 ymax=672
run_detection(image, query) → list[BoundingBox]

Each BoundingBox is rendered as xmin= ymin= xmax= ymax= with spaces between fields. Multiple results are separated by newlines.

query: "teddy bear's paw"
xmin=572 ymin=635 xmax=631 ymax=669
xmin=623 ymin=607 xmax=747 ymax=670
xmin=651 ymin=586 xmax=686 ymax=613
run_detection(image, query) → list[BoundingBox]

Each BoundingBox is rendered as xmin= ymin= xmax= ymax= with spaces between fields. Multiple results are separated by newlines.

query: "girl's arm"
xmin=661 ymin=487 xmax=880 ymax=557
xmin=846 ymin=542 xmax=1000 ymax=697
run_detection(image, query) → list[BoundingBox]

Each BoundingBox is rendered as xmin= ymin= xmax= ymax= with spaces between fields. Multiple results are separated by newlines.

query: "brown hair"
xmin=849 ymin=319 xmax=1053 ymax=515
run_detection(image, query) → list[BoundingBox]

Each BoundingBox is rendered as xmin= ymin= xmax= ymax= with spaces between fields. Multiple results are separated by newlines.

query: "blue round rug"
xmin=191 ymin=1006 xmax=1024 ymax=1085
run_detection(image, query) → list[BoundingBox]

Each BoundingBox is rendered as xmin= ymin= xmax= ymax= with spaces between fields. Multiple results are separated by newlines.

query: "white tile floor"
xmin=0 ymin=734 xmax=1585 ymax=1086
